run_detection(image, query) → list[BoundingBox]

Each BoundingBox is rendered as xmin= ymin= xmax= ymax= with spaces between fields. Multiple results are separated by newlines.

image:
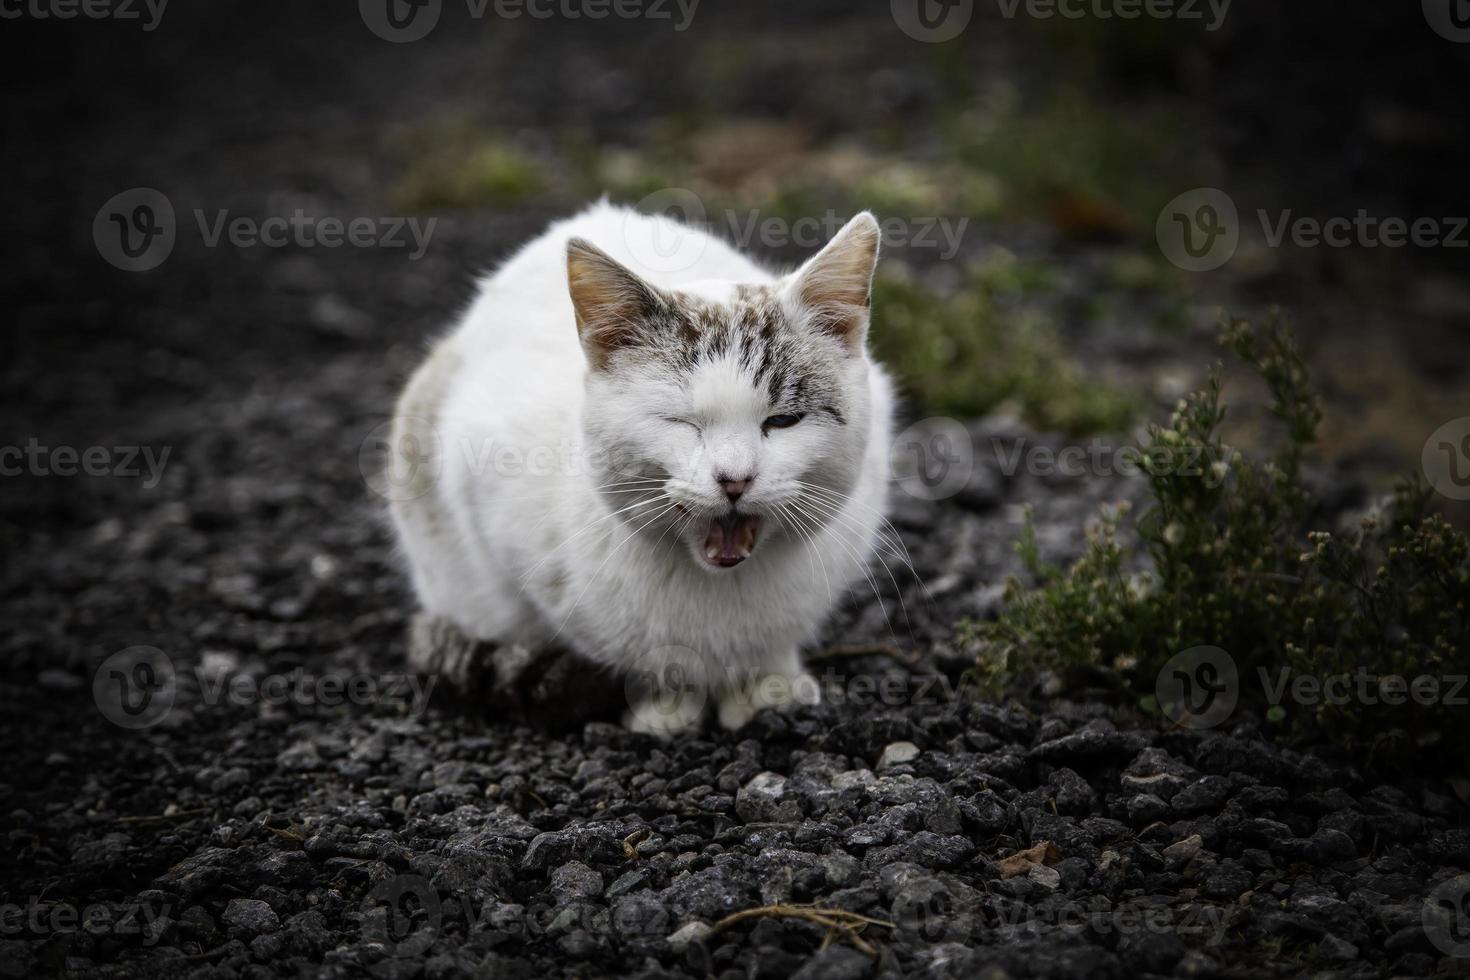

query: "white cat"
xmin=387 ymin=201 xmax=894 ymax=735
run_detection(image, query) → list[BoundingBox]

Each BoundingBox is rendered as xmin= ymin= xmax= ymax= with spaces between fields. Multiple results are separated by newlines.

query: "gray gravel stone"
xmin=222 ymin=898 xmax=279 ymax=936
xmin=736 ymin=771 xmax=802 ymax=823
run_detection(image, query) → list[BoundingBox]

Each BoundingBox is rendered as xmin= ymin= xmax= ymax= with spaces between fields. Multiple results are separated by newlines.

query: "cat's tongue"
xmin=703 ymin=513 xmax=762 ymax=568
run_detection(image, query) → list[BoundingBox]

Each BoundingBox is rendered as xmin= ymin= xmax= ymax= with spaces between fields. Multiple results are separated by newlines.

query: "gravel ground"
xmin=5 ymin=4 xmax=1470 ymax=979
xmin=5 ymin=392 xmax=1469 ymax=978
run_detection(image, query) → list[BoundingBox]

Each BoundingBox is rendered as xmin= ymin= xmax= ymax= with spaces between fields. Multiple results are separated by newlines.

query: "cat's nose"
xmin=718 ymin=476 xmax=753 ymax=503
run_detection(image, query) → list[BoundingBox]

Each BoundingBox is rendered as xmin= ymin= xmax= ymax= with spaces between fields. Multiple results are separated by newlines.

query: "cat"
xmin=387 ymin=201 xmax=895 ymax=736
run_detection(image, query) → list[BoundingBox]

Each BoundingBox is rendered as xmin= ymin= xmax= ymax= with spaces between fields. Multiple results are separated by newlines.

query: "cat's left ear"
xmin=782 ymin=211 xmax=881 ymax=354
xmin=567 ymin=237 xmax=668 ymax=371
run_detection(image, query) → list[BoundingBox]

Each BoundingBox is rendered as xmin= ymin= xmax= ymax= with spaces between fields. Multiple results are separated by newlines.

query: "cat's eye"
xmin=762 ymin=413 xmax=804 ymax=432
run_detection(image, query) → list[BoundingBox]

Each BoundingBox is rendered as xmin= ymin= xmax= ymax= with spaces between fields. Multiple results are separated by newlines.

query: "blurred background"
xmin=5 ymin=0 xmax=1469 ymax=526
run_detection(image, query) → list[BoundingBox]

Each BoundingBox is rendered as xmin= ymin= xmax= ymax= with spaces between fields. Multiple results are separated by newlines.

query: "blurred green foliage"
xmin=870 ymin=257 xmax=1138 ymax=434
xmin=394 ymin=132 xmax=543 ymax=210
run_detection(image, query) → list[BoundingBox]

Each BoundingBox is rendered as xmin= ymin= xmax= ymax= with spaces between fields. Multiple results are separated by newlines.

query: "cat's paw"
xmin=717 ymin=670 xmax=821 ymax=730
xmin=624 ymin=694 xmax=705 ymax=739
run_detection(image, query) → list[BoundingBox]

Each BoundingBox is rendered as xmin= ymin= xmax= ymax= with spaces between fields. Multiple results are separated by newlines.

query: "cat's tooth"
xmin=705 ymin=545 xmax=722 ymax=561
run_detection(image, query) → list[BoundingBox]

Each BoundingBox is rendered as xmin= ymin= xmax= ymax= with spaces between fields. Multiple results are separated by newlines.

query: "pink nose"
xmin=719 ymin=477 xmax=752 ymax=503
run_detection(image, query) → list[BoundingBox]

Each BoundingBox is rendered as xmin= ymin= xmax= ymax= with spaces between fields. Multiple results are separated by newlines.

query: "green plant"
xmin=394 ymin=136 xmax=543 ymax=211
xmin=965 ymin=313 xmax=1470 ymax=768
xmin=871 ymin=259 xmax=1138 ymax=434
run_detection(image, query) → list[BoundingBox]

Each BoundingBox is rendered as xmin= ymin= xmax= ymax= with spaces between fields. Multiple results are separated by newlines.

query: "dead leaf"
xmin=998 ymin=841 xmax=1061 ymax=878
xmin=622 ymin=828 xmax=650 ymax=860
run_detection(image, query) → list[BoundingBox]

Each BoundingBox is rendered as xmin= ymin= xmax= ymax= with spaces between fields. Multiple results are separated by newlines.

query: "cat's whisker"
xmin=791 ymin=481 xmax=939 ymax=617
xmin=774 ymin=500 xmax=834 ymax=609
xmin=487 ymin=484 xmax=662 ymax=506
xmin=784 ymin=492 xmax=902 ymax=648
xmin=793 ymin=480 xmax=917 ymax=569
xmin=794 ymin=491 xmax=917 ymax=646
xmin=646 ymin=494 xmax=697 ymax=558
xmin=788 ymin=484 xmax=909 ymax=562
xmin=548 ymin=502 xmax=677 ymax=645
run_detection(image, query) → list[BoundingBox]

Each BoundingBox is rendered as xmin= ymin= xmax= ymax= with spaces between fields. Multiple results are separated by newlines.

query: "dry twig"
xmin=709 ymin=903 xmax=894 ymax=957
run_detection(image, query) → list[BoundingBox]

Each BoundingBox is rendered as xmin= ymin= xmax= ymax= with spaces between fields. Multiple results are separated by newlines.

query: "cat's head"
xmin=568 ymin=213 xmax=881 ymax=572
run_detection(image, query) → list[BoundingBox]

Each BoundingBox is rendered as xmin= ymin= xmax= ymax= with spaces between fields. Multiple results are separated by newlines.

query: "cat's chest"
xmin=546 ymin=542 xmax=834 ymax=657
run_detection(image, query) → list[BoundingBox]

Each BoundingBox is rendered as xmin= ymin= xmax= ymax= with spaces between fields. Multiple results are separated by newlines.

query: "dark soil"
xmin=4 ymin=3 xmax=1469 ymax=979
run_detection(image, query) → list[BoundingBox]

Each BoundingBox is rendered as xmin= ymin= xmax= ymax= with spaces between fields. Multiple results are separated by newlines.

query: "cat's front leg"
xmin=624 ymin=696 xmax=705 ymax=738
xmin=623 ymin=674 xmax=709 ymax=738
xmin=716 ymin=653 xmax=822 ymax=731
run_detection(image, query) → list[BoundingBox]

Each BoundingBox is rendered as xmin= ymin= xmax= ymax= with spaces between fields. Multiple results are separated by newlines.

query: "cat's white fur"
xmin=389 ymin=201 xmax=894 ymax=735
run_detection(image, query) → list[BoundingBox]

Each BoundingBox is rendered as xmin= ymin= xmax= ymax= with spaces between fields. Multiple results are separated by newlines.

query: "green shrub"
xmin=964 ymin=314 xmax=1470 ymax=768
xmin=871 ymin=259 xmax=1138 ymax=435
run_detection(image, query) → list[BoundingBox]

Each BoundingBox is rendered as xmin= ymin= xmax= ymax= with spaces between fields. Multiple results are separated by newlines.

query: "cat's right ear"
xmin=567 ymin=238 xmax=665 ymax=371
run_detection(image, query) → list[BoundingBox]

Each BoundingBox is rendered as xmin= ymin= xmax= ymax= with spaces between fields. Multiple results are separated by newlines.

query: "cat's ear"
xmin=782 ymin=212 xmax=881 ymax=353
xmin=567 ymin=237 xmax=666 ymax=370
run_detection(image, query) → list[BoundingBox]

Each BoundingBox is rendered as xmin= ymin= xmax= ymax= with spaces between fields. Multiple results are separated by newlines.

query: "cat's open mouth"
xmin=702 ymin=512 xmax=763 ymax=568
